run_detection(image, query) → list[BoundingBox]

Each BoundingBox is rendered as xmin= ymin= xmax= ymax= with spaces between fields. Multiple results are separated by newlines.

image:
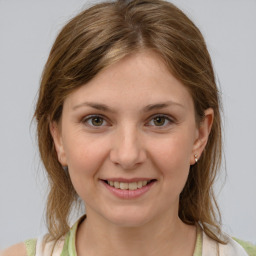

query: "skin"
xmin=3 ymin=51 xmax=213 ymax=256
xmin=52 ymin=51 xmax=213 ymax=256
xmin=1 ymin=243 xmax=27 ymax=256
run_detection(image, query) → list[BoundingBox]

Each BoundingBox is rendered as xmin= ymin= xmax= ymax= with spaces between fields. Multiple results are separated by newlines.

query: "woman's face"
xmin=51 ymin=51 xmax=212 ymax=227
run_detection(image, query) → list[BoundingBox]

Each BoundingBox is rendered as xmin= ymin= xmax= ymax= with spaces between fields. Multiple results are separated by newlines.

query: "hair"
xmin=34 ymin=0 xmax=224 ymax=244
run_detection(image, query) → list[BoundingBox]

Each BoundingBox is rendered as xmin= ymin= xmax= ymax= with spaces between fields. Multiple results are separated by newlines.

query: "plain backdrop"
xmin=0 ymin=0 xmax=255 ymax=250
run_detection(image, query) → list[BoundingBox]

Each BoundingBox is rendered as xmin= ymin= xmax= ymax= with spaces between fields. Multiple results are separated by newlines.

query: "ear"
xmin=49 ymin=121 xmax=67 ymax=166
xmin=190 ymin=108 xmax=214 ymax=165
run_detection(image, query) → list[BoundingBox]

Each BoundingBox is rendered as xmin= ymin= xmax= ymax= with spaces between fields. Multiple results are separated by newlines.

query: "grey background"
xmin=0 ymin=0 xmax=255 ymax=250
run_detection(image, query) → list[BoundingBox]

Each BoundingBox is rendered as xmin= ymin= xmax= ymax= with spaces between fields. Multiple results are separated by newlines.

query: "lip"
xmin=101 ymin=177 xmax=153 ymax=183
xmin=100 ymin=179 xmax=156 ymax=199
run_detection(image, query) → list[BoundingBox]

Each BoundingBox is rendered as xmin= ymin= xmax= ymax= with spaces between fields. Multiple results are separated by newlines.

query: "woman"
xmin=3 ymin=0 xmax=254 ymax=255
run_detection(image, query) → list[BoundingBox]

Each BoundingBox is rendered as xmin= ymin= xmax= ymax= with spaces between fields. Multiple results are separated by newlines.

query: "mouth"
xmin=102 ymin=179 xmax=157 ymax=190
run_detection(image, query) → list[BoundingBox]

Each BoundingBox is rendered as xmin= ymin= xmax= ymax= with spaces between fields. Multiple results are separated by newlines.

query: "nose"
xmin=109 ymin=125 xmax=147 ymax=170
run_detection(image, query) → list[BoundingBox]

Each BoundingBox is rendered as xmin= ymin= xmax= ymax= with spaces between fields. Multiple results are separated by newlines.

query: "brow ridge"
xmin=72 ymin=100 xmax=184 ymax=112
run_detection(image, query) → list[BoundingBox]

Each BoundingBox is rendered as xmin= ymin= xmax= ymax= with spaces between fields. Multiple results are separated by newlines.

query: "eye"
xmin=82 ymin=115 xmax=108 ymax=127
xmin=147 ymin=115 xmax=173 ymax=127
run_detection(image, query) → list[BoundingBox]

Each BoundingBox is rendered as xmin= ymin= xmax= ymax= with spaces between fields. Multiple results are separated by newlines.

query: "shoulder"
xmin=233 ymin=238 xmax=256 ymax=256
xmin=219 ymin=236 xmax=250 ymax=256
xmin=202 ymin=230 xmax=250 ymax=256
xmin=1 ymin=242 xmax=27 ymax=256
xmin=35 ymin=235 xmax=66 ymax=256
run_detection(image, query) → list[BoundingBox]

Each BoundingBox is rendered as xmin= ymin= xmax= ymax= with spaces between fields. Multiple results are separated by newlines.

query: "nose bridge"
xmin=110 ymin=123 xmax=146 ymax=169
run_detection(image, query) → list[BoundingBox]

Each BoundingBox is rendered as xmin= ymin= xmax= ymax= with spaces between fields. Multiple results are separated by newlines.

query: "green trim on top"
xmin=193 ymin=226 xmax=202 ymax=256
xmin=60 ymin=215 xmax=86 ymax=256
xmin=24 ymin=238 xmax=37 ymax=256
xmin=68 ymin=218 xmax=80 ymax=256
xmin=233 ymin=238 xmax=256 ymax=256
xmin=60 ymin=232 xmax=70 ymax=256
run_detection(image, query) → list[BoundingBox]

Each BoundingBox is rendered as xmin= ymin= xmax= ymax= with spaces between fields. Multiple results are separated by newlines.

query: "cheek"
xmin=149 ymin=131 xmax=194 ymax=190
xmin=151 ymin=131 xmax=193 ymax=167
xmin=64 ymin=131 xmax=107 ymax=167
xmin=63 ymin=134 xmax=109 ymax=194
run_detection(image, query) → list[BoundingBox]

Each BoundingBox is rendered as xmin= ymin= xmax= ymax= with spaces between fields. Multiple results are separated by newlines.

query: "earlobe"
xmin=49 ymin=121 xmax=67 ymax=166
xmin=190 ymin=108 xmax=214 ymax=165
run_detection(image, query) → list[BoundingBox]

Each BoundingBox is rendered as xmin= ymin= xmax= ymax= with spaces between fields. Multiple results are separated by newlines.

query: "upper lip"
xmin=100 ymin=178 xmax=156 ymax=183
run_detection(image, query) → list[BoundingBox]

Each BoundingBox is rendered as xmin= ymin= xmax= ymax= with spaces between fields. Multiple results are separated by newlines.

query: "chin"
xmin=100 ymin=207 xmax=154 ymax=228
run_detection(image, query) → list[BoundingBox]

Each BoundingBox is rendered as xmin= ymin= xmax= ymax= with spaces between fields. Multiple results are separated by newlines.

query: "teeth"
xmin=128 ymin=182 xmax=137 ymax=190
xmin=120 ymin=182 xmax=129 ymax=189
xmin=137 ymin=181 xmax=142 ymax=188
xmin=107 ymin=180 xmax=151 ymax=190
xmin=114 ymin=181 xmax=120 ymax=189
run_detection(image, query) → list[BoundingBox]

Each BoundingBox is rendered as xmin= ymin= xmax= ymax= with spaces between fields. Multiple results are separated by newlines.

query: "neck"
xmin=76 ymin=210 xmax=196 ymax=256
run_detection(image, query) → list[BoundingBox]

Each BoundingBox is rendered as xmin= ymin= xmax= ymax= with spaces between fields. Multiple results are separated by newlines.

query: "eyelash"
xmin=82 ymin=114 xmax=174 ymax=129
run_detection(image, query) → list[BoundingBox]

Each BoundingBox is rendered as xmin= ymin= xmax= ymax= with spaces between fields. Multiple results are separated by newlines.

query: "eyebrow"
xmin=143 ymin=101 xmax=184 ymax=112
xmin=73 ymin=102 xmax=115 ymax=112
xmin=72 ymin=101 xmax=184 ymax=112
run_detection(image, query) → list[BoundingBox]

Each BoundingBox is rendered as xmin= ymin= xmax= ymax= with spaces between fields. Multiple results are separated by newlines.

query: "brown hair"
xmin=35 ymin=0 xmax=224 ymax=243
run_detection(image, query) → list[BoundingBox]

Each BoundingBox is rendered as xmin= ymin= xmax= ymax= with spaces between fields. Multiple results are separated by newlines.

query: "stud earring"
xmin=63 ymin=166 xmax=68 ymax=172
xmin=194 ymin=154 xmax=198 ymax=163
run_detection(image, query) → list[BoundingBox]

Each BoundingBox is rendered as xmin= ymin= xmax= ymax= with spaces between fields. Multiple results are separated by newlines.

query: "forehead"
xmin=64 ymin=51 xmax=194 ymax=113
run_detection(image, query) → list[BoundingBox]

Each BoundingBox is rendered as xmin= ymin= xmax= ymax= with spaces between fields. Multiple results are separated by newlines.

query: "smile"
xmin=101 ymin=179 xmax=157 ymax=199
xmin=106 ymin=180 xmax=151 ymax=190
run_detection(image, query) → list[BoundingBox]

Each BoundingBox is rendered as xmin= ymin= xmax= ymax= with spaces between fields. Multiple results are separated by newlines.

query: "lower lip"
xmin=101 ymin=180 xmax=156 ymax=199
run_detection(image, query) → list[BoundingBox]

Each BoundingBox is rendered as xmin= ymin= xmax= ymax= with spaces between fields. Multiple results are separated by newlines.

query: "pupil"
xmin=154 ymin=117 xmax=165 ymax=126
xmin=92 ymin=117 xmax=103 ymax=126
